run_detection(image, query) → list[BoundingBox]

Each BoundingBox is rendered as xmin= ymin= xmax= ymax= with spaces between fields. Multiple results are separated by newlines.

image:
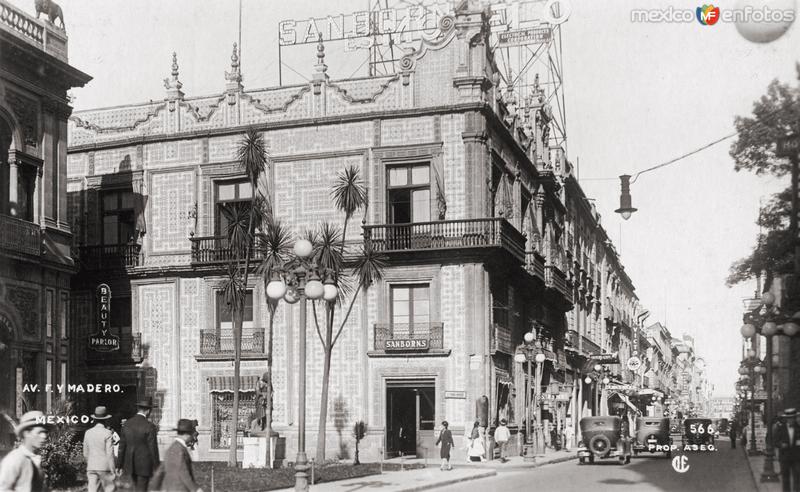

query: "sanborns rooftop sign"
xmin=89 ymin=284 xmax=119 ymax=353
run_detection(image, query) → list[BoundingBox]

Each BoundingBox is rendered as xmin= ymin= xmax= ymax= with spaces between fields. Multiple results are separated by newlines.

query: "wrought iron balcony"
xmin=373 ymin=322 xmax=444 ymax=352
xmin=525 ymin=250 xmax=546 ymax=282
xmin=0 ymin=214 xmax=40 ymax=257
xmin=190 ymin=235 xmax=265 ymax=265
xmin=545 ymin=264 xmax=572 ymax=303
xmin=86 ymin=333 xmax=143 ymax=364
xmin=363 ymin=218 xmax=525 ymax=262
xmin=199 ymin=329 xmax=265 ymax=355
xmin=79 ymin=244 xmax=141 ymax=270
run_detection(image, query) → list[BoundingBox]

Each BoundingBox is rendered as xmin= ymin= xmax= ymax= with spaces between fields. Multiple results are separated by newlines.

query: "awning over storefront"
xmin=207 ymin=375 xmax=260 ymax=393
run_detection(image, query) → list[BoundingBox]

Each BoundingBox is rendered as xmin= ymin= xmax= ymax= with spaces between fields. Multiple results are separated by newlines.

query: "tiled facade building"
xmin=66 ymin=2 xmax=651 ymax=461
xmin=0 ymin=0 xmax=90 ymax=450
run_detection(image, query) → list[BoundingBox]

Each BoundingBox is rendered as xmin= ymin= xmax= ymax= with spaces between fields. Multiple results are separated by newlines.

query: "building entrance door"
xmin=386 ymin=379 xmax=435 ymax=458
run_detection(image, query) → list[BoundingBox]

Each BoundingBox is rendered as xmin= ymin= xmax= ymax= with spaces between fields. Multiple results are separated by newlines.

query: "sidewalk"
xmin=744 ymin=451 xmax=783 ymax=492
xmin=275 ymin=450 xmax=576 ymax=492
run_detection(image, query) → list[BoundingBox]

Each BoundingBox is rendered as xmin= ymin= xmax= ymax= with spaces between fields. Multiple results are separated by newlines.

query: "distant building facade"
xmin=0 ymin=0 xmax=90 ymax=449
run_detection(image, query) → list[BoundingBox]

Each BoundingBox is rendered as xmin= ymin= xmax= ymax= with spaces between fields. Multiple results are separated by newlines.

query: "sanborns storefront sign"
xmin=89 ymin=284 xmax=119 ymax=353
xmin=385 ymin=338 xmax=429 ymax=351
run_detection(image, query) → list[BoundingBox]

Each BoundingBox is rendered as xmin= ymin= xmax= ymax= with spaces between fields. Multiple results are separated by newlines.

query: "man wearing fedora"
xmin=149 ymin=419 xmax=202 ymax=492
xmin=116 ymin=398 xmax=160 ymax=492
xmin=0 ymin=410 xmax=50 ymax=491
xmin=83 ymin=406 xmax=117 ymax=492
xmin=773 ymin=408 xmax=800 ymax=492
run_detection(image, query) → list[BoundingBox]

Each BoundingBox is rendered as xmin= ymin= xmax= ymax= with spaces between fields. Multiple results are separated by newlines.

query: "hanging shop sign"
xmin=588 ymin=352 xmax=619 ymax=364
xmin=89 ymin=284 xmax=119 ymax=353
xmin=626 ymin=356 xmax=642 ymax=372
xmin=385 ymin=338 xmax=429 ymax=351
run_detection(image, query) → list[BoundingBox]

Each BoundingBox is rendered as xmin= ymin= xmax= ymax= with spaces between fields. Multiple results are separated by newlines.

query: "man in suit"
xmin=151 ymin=419 xmax=202 ymax=492
xmin=116 ymin=398 xmax=160 ymax=492
xmin=773 ymin=408 xmax=800 ymax=492
xmin=83 ymin=406 xmax=117 ymax=492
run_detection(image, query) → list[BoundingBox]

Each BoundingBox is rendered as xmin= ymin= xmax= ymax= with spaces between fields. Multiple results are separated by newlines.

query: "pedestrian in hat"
xmin=435 ymin=421 xmax=454 ymax=471
xmin=116 ymin=398 xmax=160 ymax=492
xmin=493 ymin=419 xmax=511 ymax=463
xmin=149 ymin=420 xmax=202 ymax=492
xmin=773 ymin=408 xmax=800 ymax=492
xmin=83 ymin=406 xmax=117 ymax=492
xmin=0 ymin=410 xmax=50 ymax=491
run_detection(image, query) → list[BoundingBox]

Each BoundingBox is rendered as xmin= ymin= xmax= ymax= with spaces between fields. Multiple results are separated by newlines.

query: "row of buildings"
xmin=0 ymin=0 xmax=711 ymax=460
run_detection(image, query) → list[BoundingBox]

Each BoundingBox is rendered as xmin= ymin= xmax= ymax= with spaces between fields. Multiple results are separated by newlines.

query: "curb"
xmin=452 ymin=454 xmax=577 ymax=471
xmin=396 ymin=470 xmax=497 ymax=492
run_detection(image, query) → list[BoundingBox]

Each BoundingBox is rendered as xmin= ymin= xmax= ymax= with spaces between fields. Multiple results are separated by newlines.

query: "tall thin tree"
xmin=220 ymin=128 xmax=269 ymax=467
xmin=314 ymin=166 xmax=385 ymax=462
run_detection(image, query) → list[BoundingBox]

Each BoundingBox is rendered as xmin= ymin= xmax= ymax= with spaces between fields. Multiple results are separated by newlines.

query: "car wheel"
xmin=589 ymin=435 xmax=612 ymax=458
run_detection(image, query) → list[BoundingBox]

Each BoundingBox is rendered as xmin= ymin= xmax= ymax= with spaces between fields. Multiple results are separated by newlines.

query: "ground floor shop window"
xmin=211 ymin=392 xmax=255 ymax=449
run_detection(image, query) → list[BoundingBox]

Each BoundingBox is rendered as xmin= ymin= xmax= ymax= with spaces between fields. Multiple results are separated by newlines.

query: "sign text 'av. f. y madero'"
xmin=89 ymin=284 xmax=119 ymax=352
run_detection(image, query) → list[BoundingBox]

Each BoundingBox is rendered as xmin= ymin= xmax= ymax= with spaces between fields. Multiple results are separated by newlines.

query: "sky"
xmin=12 ymin=0 xmax=799 ymax=398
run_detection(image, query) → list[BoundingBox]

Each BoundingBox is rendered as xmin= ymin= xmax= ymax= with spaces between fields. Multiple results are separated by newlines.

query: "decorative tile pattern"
xmin=180 ymin=278 xmax=202 ymax=420
xmin=150 ymin=171 xmax=194 ymax=253
xmin=380 ymin=116 xmax=435 ymax=147
xmin=139 ymin=283 xmax=175 ymax=424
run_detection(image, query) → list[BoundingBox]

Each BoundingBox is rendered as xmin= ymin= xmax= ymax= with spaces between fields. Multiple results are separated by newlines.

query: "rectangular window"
xmin=60 ymin=293 xmax=68 ymax=339
xmin=387 ymin=164 xmax=430 ymax=224
xmin=215 ymin=180 xmax=253 ymax=236
xmin=111 ymin=297 xmax=132 ymax=336
xmin=217 ymin=291 xmax=254 ymax=336
xmin=16 ymin=168 xmax=36 ymax=222
xmin=101 ymin=189 xmax=135 ymax=245
xmin=390 ymin=284 xmax=430 ymax=337
xmin=46 ymin=290 xmax=54 ymax=338
xmin=60 ymin=362 xmax=67 ymax=398
xmin=46 ymin=360 xmax=52 ymax=413
xmin=211 ymin=392 xmax=255 ymax=449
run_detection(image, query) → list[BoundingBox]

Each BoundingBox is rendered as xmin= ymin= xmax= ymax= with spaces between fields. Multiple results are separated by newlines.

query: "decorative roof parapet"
xmin=312 ymin=33 xmax=329 ymax=95
xmin=164 ymin=52 xmax=184 ymax=109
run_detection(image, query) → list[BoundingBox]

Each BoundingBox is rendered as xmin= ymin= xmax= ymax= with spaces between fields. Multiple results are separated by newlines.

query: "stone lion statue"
xmin=34 ymin=0 xmax=64 ymax=29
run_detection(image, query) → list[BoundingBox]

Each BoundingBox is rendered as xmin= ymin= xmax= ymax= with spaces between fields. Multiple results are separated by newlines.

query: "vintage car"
xmin=683 ymin=418 xmax=715 ymax=446
xmin=632 ymin=417 xmax=672 ymax=457
xmin=577 ymin=416 xmax=629 ymax=465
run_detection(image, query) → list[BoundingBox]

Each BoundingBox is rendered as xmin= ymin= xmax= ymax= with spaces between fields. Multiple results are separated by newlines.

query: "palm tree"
xmin=313 ymin=166 xmax=385 ymax=463
xmin=255 ymin=216 xmax=292 ymax=466
xmin=219 ymin=128 xmax=269 ymax=467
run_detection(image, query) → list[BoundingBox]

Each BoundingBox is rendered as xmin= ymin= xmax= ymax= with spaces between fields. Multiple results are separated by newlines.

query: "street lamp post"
xmin=741 ymin=292 xmax=800 ymax=482
xmin=266 ymin=239 xmax=337 ymax=492
xmin=584 ymin=364 xmax=611 ymax=416
xmin=515 ymin=328 xmax=546 ymax=459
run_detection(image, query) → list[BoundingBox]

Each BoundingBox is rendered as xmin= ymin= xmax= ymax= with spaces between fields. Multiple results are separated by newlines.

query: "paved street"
xmin=436 ymin=438 xmax=756 ymax=492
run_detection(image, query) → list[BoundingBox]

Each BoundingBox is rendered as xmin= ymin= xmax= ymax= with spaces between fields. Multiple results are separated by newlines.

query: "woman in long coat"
xmin=435 ymin=421 xmax=455 ymax=471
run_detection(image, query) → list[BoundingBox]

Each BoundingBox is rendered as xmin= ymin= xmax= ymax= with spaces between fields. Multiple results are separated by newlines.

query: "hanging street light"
xmin=614 ymin=175 xmax=638 ymax=220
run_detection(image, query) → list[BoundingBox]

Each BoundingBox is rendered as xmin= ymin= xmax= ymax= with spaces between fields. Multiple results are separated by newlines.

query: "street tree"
xmin=219 ymin=128 xmax=269 ymax=466
xmin=727 ymin=66 xmax=799 ymax=286
xmin=313 ymin=166 xmax=386 ymax=462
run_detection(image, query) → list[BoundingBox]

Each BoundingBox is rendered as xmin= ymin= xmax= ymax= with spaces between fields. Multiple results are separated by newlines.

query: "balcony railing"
xmin=373 ymin=322 xmax=444 ymax=352
xmin=581 ymin=335 xmax=601 ymax=355
xmin=525 ymin=251 xmax=546 ymax=281
xmin=190 ymin=235 xmax=265 ymax=265
xmin=86 ymin=334 xmax=143 ymax=364
xmin=79 ymin=244 xmax=141 ymax=270
xmin=199 ymin=329 xmax=265 ymax=355
xmin=1 ymin=2 xmax=44 ymax=46
xmin=545 ymin=264 xmax=572 ymax=302
xmin=363 ymin=218 xmax=525 ymax=261
xmin=0 ymin=214 xmax=41 ymax=257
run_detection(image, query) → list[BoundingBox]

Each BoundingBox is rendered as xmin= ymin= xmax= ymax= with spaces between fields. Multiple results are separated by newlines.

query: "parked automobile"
xmin=683 ymin=418 xmax=715 ymax=447
xmin=577 ymin=416 xmax=628 ymax=465
xmin=632 ymin=417 xmax=672 ymax=457
xmin=715 ymin=418 xmax=729 ymax=436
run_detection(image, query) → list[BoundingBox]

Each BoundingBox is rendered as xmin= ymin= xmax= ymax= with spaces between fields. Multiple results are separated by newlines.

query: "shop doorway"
xmin=386 ymin=379 xmax=435 ymax=458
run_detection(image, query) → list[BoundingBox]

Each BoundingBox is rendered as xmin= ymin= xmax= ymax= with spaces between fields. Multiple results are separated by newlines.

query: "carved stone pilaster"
xmin=5 ymin=89 xmax=38 ymax=147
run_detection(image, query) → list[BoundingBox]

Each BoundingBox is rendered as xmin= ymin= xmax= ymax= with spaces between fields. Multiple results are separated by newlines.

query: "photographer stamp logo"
xmin=672 ymin=454 xmax=690 ymax=473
